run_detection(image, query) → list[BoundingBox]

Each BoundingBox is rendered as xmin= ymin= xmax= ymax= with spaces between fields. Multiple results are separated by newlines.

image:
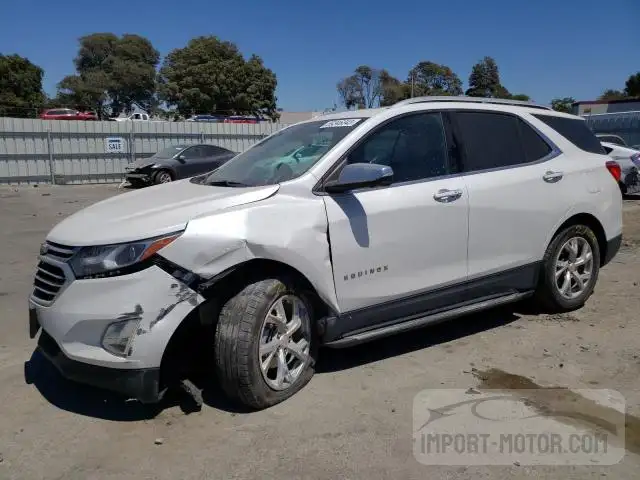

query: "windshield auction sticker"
xmin=319 ymin=119 xmax=362 ymax=128
xmin=413 ymin=388 xmax=625 ymax=465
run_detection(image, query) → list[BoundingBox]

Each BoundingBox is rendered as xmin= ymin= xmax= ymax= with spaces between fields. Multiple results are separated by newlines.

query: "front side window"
xmin=451 ymin=111 xmax=525 ymax=172
xmin=153 ymin=146 xmax=185 ymax=159
xmin=345 ymin=112 xmax=449 ymax=183
xmin=184 ymin=146 xmax=205 ymax=158
xmin=203 ymin=118 xmax=366 ymax=186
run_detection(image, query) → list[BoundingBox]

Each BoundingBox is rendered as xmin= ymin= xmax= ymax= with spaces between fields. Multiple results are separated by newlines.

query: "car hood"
xmin=47 ymin=179 xmax=280 ymax=246
xmin=129 ymin=156 xmax=171 ymax=169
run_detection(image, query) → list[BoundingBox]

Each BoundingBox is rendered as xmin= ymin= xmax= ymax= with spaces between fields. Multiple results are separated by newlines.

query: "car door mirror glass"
xmin=325 ymin=163 xmax=393 ymax=193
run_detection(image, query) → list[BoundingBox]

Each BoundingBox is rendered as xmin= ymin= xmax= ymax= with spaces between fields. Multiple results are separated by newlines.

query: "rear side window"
xmin=451 ymin=112 xmax=524 ymax=172
xmin=518 ymin=118 xmax=553 ymax=162
xmin=603 ymin=146 xmax=614 ymax=154
xmin=533 ymin=114 xmax=605 ymax=154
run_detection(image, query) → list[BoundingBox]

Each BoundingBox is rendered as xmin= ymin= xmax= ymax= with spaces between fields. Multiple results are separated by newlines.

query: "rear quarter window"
xmin=533 ymin=114 xmax=605 ymax=154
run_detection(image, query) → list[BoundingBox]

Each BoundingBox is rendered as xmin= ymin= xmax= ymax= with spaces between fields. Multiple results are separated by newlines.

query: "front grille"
xmin=33 ymin=261 xmax=66 ymax=302
xmin=31 ymin=241 xmax=77 ymax=304
xmin=44 ymin=241 xmax=77 ymax=260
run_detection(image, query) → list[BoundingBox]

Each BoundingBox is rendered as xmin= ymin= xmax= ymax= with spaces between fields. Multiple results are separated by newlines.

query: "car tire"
xmin=153 ymin=170 xmax=173 ymax=184
xmin=534 ymin=224 xmax=600 ymax=313
xmin=214 ymin=277 xmax=318 ymax=409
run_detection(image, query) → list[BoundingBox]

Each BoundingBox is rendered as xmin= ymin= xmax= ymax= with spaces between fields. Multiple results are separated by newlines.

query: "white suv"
xmin=29 ymin=97 xmax=623 ymax=409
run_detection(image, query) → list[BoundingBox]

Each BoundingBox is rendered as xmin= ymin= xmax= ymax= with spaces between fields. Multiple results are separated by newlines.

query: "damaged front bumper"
xmin=29 ymin=264 xmax=204 ymax=402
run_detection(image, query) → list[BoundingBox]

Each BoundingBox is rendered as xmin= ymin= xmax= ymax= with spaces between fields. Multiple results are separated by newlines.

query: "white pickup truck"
xmin=113 ymin=113 xmax=150 ymax=122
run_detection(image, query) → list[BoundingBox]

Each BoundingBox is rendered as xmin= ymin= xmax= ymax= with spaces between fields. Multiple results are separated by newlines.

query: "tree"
xmin=624 ymin=72 xmax=640 ymax=98
xmin=598 ymin=89 xmax=627 ymax=101
xmin=57 ymin=33 xmax=160 ymax=117
xmin=0 ymin=54 xmax=45 ymax=118
xmin=336 ymin=65 xmax=393 ymax=108
xmin=158 ymin=36 xmax=278 ymax=120
xmin=466 ymin=56 xmax=501 ymax=97
xmin=379 ymin=72 xmax=410 ymax=106
xmin=509 ymin=93 xmax=531 ymax=101
xmin=407 ymin=61 xmax=462 ymax=97
xmin=550 ymin=97 xmax=576 ymax=113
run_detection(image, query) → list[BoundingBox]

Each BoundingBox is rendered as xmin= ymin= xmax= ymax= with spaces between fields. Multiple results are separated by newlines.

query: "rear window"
xmin=533 ymin=114 xmax=605 ymax=154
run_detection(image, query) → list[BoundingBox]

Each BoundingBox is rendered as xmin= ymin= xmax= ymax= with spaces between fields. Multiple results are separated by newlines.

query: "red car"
xmin=40 ymin=108 xmax=98 ymax=121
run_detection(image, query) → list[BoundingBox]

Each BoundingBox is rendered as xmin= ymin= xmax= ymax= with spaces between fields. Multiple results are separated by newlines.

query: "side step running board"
xmin=324 ymin=291 xmax=531 ymax=348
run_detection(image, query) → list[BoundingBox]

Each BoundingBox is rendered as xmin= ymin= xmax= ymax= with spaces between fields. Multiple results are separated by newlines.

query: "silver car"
xmin=601 ymin=141 xmax=640 ymax=195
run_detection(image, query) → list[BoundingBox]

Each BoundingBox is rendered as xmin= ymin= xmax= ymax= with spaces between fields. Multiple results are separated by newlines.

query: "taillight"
xmin=606 ymin=160 xmax=622 ymax=182
xmin=631 ymin=153 xmax=640 ymax=168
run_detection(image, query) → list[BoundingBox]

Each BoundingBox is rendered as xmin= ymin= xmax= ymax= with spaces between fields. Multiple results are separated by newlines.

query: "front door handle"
xmin=543 ymin=170 xmax=563 ymax=183
xmin=433 ymin=188 xmax=463 ymax=203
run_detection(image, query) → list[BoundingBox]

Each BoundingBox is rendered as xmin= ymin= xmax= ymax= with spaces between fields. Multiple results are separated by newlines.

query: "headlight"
xmin=69 ymin=232 xmax=182 ymax=279
xmin=102 ymin=319 xmax=140 ymax=356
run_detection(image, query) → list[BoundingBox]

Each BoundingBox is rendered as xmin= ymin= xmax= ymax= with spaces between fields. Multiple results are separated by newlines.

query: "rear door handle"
xmin=543 ymin=170 xmax=563 ymax=183
xmin=433 ymin=188 xmax=463 ymax=203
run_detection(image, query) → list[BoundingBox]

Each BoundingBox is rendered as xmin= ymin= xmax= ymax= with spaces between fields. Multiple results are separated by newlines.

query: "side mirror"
xmin=324 ymin=163 xmax=393 ymax=194
xmin=177 ymin=154 xmax=186 ymax=162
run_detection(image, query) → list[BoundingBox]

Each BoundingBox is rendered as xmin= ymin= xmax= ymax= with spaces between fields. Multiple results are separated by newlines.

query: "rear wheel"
xmin=534 ymin=224 xmax=600 ymax=312
xmin=153 ymin=169 xmax=173 ymax=184
xmin=214 ymin=277 xmax=317 ymax=409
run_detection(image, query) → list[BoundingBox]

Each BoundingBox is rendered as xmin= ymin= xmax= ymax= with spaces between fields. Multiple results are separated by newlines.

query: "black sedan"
xmin=124 ymin=144 xmax=236 ymax=186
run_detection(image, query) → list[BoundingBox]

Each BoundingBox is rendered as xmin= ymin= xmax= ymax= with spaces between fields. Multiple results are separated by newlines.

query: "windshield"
xmin=153 ymin=146 xmax=186 ymax=158
xmin=202 ymin=118 xmax=366 ymax=186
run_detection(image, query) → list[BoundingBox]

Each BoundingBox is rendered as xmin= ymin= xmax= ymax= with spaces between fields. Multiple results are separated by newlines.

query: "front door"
xmin=323 ymin=111 xmax=469 ymax=332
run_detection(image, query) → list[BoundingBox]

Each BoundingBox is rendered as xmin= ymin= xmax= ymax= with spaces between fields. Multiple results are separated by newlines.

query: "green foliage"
xmin=509 ymin=93 xmax=531 ymax=101
xmin=466 ymin=56 xmax=501 ymax=97
xmin=550 ymin=97 xmax=576 ymax=113
xmin=337 ymin=66 xmax=392 ymax=108
xmin=408 ymin=61 xmax=462 ymax=96
xmin=158 ymin=36 xmax=278 ymax=120
xmin=624 ymin=72 xmax=640 ymax=98
xmin=379 ymin=73 xmax=411 ymax=106
xmin=0 ymin=54 xmax=45 ymax=117
xmin=598 ymin=89 xmax=627 ymax=101
xmin=56 ymin=33 xmax=160 ymax=117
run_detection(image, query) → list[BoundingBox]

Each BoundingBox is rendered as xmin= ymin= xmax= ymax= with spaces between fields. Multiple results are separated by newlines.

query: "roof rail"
xmin=392 ymin=96 xmax=552 ymax=111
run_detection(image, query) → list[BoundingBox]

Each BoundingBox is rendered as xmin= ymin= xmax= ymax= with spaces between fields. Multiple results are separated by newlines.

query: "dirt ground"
xmin=1 ymin=183 xmax=640 ymax=479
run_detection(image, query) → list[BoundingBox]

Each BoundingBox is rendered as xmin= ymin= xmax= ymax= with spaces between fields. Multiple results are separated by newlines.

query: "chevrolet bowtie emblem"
xmin=39 ymin=243 xmax=48 ymax=255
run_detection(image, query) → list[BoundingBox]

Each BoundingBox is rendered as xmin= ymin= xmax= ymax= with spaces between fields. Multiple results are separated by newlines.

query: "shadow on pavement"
xmin=24 ymin=349 xmax=165 ymax=421
xmin=24 ymin=305 xmax=524 ymax=419
xmin=316 ymin=306 xmax=522 ymax=373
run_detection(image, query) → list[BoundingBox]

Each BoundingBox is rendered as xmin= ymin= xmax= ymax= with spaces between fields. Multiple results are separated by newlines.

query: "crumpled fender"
xmin=158 ymin=192 xmax=339 ymax=313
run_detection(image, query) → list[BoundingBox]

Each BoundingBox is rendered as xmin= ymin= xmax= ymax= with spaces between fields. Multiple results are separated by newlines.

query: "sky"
xmin=1 ymin=0 xmax=638 ymax=111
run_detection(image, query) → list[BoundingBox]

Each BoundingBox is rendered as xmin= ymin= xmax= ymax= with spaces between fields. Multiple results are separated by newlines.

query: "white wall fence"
xmin=0 ymin=118 xmax=291 ymax=184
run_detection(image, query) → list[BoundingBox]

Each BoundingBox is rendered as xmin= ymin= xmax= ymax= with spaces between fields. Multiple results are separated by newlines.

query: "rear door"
xmin=451 ymin=110 xmax=574 ymax=296
xmin=449 ymin=110 xmax=571 ymax=291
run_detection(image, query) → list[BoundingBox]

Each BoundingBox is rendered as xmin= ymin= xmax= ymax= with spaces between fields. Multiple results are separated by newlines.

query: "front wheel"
xmin=214 ymin=277 xmax=317 ymax=409
xmin=153 ymin=169 xmax=173 ymax=184
xmin=534 ymin=224 xmax=600 ymax=312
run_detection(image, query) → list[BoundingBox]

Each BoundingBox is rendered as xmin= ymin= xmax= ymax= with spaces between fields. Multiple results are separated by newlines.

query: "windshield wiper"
xmin=207 ymin=180 xmax=248 ymax=187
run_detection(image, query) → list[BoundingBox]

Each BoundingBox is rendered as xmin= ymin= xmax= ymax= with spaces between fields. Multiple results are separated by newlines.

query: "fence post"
xmin=200 ymin=131 xmax=205 ymax=143
xmin=46 ymin=130 xmax=56 ymax=185
xmin=129 ymin=125 xmax=135 ymax=164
